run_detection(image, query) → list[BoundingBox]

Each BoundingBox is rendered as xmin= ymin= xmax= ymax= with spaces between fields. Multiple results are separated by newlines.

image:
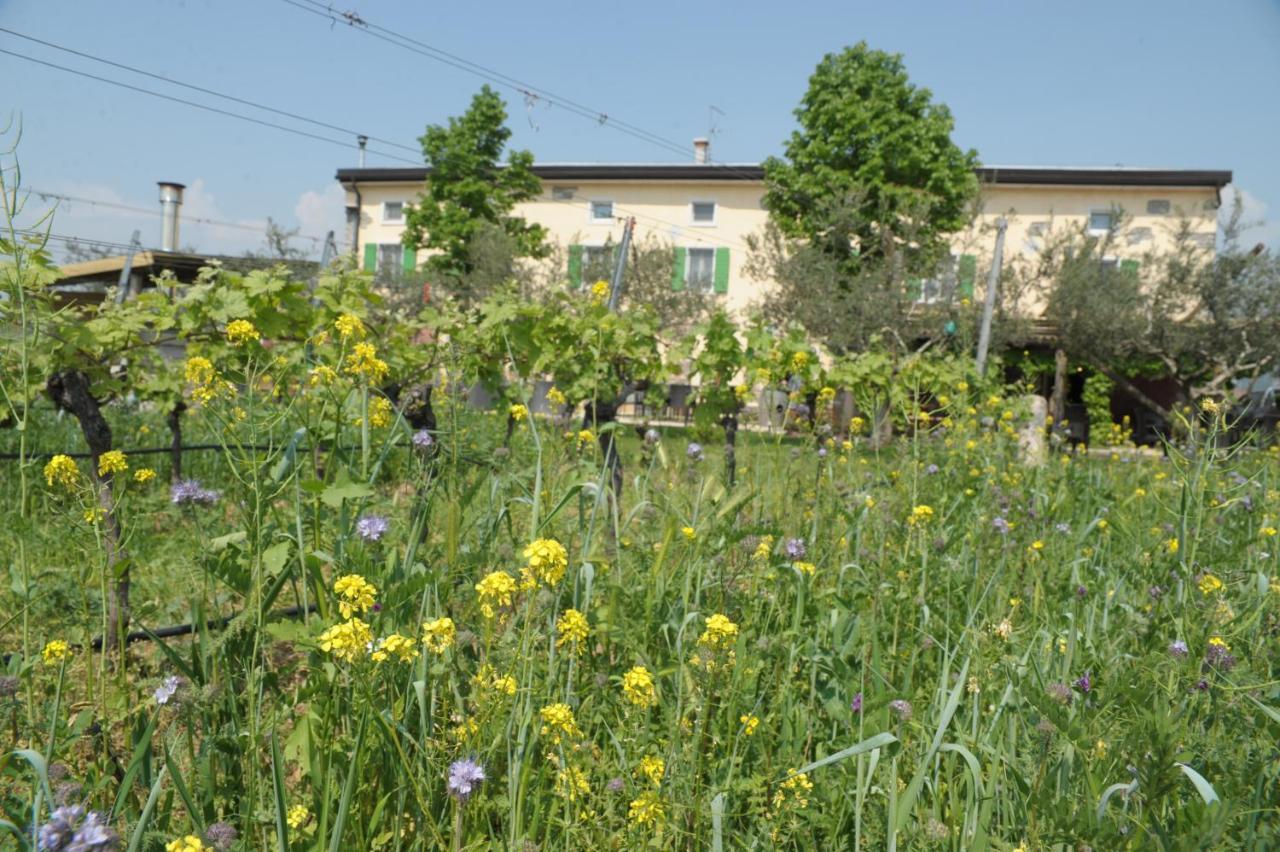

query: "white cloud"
xmin=294 ymin=183 xmax=347 ymax=251
xmin=1220 ymin=184 xmax=1280 ymax=250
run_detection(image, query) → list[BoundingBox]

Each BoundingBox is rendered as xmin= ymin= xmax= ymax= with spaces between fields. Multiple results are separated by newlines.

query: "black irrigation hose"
xmin=0 ymin=441 xmax=418 ymax=461
xmin=2 ymin=604 xmax=318 ymax=665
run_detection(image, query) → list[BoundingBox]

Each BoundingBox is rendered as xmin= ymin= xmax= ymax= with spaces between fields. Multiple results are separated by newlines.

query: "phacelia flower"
xmin=38 ymin=805 xmax=119 ymax=851
xmin=421 ymin=617 xmax=456 ymax=654
xmin=204 ymin=822 xmax=238 ymax=852
xmin=1169 ymin=640 xmax=1189 ymax=658
xmin=447 ymin=758 xmax=486 ymax=803
xmin=555 ymin=608 xmax=590 ymax=651
xmin=523 ymin=538 xmax=568 ymax=587
xmin=784 ymin=537 xmax=806 ymax=559
xmin=850 ymin=692 xmax=863 ymax=714
xmin=317 ymin=618 xmax=372 ymax=663
xmin=621 ymin=665 xmax=657 ymax=707
xmin=992 ymin=517 xmax=1010 ymax=535
xmin=1075 ymin=671 xmax=1093 ymax=693
xmin=539 ymin=702 xmax=582 ymax=744
xmin=42 ymin=640 xmax=71 ymax=666
xmin=170 ymin=479 xmax=221 ymax=505
xmin=686 ymin=442 xmax=704 ymax=462
xmin=889 ymin=699 xmax=913 ymax=721
xmin=1204 ymin=637 xmax=1237 ymax=672
xmin=97 ymin=450 xmax=128 ymax=478
xmin=44 ymin=454 xmax=80 ymax=489
xmin=411 ymin=429 xmax=434 ymax=448
xmin=475 ymin=571 xmax=518 ymax=619
xmin=154 ymin=675 xmax=182 ymax=705
xmin=225 ymin=319 xmax=259 ymax=345
xmin=355 ymin=514 xmax=390 ymax=542
xmin=333 ymin=574 xmax=377 ymax=618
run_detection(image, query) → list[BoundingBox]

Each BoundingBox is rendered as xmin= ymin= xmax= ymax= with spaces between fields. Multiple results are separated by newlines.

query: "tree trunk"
xmin=1049 ymin=349 xmax=1068 ymax=428
xmin=47 ymin=370 xmax=130 ymax=653
xmin=166 ymin=402 xmax=186 ymax=482
xmin=722 ymin=409 xmax=739 ymax=487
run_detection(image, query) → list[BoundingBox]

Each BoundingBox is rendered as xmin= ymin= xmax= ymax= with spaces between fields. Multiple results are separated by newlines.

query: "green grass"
xmin=1 ymin=391 xmax=1278 ymax=850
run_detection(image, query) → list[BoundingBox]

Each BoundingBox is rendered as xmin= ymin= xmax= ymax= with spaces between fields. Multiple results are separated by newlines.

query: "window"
xmin=1087 ymin=211 xmax=1114 ymax=235
xmin=913 ymin=254 xmax=957 ymax=304
xmin=552 ymin=186 xmax=577 ymax=200
xmin=1146 ymin=199 xmax=1171 ymax=215
xmin=690 ymin=201 xmax=716 ymax=225
xmin=686 ymin=247 xmax=715 ymax=292
xmin=589 ymin=200 xmax=614 ymax=222
xmin=382 ymin=201 xmax=404 ymax=223
xmin=378 ymin=244 xmax=401 ymax=272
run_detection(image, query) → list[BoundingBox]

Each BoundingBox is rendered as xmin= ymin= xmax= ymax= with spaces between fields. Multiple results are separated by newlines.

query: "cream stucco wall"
xmin=347 ymin=176 xmax=1221 ymax=318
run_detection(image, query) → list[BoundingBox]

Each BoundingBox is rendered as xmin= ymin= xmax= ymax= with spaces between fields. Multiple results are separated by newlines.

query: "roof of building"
xmin=336 ymin=163 xmax=1233 ymax=188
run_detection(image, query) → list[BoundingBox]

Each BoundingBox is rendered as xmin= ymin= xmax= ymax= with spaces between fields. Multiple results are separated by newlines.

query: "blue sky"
xmin=3 ymin=0 xmax=1278 ymax=258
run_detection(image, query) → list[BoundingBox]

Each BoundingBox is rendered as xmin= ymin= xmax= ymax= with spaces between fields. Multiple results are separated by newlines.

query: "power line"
xmin=28 ymin=187 xmax=326 ymax=243
xmin=0 ymin=46 xmax=420 ymax=166
xmin=0 ymin=26 xmax=419 ymax=156
xmin=280 ymin=0 xmax=696 ymax=161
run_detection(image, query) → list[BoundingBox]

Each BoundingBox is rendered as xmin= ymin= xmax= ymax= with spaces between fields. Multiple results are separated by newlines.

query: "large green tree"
xmin=402 ymin=86 xmax=547 ymax=298
xmin=762 ymin=43 xmax=979 ymax=273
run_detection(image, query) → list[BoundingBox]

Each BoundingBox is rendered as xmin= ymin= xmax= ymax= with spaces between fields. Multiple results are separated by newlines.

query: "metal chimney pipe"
xmin=157 ymin=182 xmax=185 ymax=252
xmin=693 ymin=137 xmax=710 ymax=164
xmin=357 ymin=135 xmax=368 ymax=168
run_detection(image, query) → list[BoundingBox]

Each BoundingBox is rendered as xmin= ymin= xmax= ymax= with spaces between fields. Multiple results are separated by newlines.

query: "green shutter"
xmin=363 ymin=243 xmax=377 ymax=272
xmin=906 ymin=278 xmax=922 ymax=301
xmin=402 ymin=246 xmax=416 ymax=274
xmin=567 ymin=244 xmax=583 ymax=288
xmin=672 ymin=247 xmax=687 ymax=292
xmin=1120 ymin=259 xmax=1140 ymax=277
xmin=713 ymin=247 xmax=730 ymax=294
xmin=957 ymin=254 xmax=977 ymax=299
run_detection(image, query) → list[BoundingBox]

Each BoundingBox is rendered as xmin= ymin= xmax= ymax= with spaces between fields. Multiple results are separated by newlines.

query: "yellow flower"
xmin=590 ymin=279 xmax=610 ymax=302
xmin=540 ymin=702 xmax=582 ymax=744
xmin=817 ymin=386 xmax=836 ymax=404
xmin=492 ymin=673 xmax=518 ymax=695
xmin=576 ymin=429 xmax=595 ymax=449
xmin=225 ymin=318 xmax=259 ymax=345
xmin=1208 ymin=635 xmax=1230 ymax=650
xmin=82 ymin=508 xmax=105 ymax=525
xmin=556 ymin=608 xmax=590 ymax=651
xmin=1166 ymin=537 xmax=1179 ymax=555
xmin=773 ymin=771 xmax=814 ymax=810
xmin=421 ymin=617 xmax=456 ymax=654
xmin=621 ymin=665 xmax=657 ymax=707
xmin=908 ymin=504 xmax=934 ymax=526
xmin=475 ymin=571 xmax=518 ymax=618
xmin=734 ymin=383 xmax=750 ymax=401
xmin=1198 ymin=574 xmax=1223 ymax=596
xmin=555 ymin=765 xmax=590 ymax=801
xmin=628 ymin=791 xmax=665 ymax=826
xmin=371 ymin=633 xmax=418 ymax=663
xmin=849 ymin=416 xmax=865 ymax=434
xmin=318 ymin=618 xmax=372 ymax=663
xmin=524 ymin=538 xmax=569 ymax=587
xmin=1093 ymin=739 xmax=1108 ymax=759
xmin=993 ymin=619 xmax=1013 ymax=641
xmin=546 ymin=386 xmax=567 ymax=407
xmin=698 ymin=614 xmax=739 ymax=650
xmin=792 ymin=561 xmax=816 ymax=576
xmin=41 ymin=640 xmax=71 ymax=665
xmin=681 ymin=526 xmax=696 ymax=541
xmin=286 ymin=805 xmax=310 ymax=830
xmin=967 ymin=676 xmax=981 ymax=694
xmin=133 ymin=467 xmax=156 ymax=484
xmin=1261 ymin=526 xmax=1277 ymax=537
xmin=166 ymin=836 xmax=210 ymax=852
xmin=185 ymin=357 xmax=232 ymax=404
xmin=366 ymin=396 xmax=393 ymax=428
xmin=1029 ymin=540 xmax=1044 ymax=551
xmin=509 ymin=403 xmax=529 ymax=422
xmin=790 ymin=351 xmax=810 ymax=370
xmin=740 ymin=713 xmax=759 ymax=736
xmin=308 ymin=365 xmax=338 ymax=386
xmin=97 ymin=450 xmax=128 ymax=478
xmin=864 ymin=495 xmax=876 ymax=509
xmin=1200 ymin=398 xmax=1221 ymax=415
xmin=333 ymin=574 xmax=377 ymax=618
xmin=335 ymin=313 xmax=366 ymax=340
xmin=637 ymin=754 xmax=664 ymax=787
xmin=43 ymin=454 xmax=79 ymax=489
xmin=344 ymin=342 xmax=389 ymax=384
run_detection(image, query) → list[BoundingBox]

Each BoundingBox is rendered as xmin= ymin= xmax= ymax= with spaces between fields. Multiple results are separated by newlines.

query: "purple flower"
xmin=1168 ymin=640 xmax=1189 ymax=659
xmin=170 ymin=479 xmax=221 ymax=506
xmin=38 ymin=805 xmax=119 ymax=851
xmin=1074 ymin=671 xmax=1092 ymax=693
xmin=205 ymin=822 xmax=238 ymax=851
xmin=447 ymin=758 xmax=486 ymax=803
xmin=889 ymin=699 xmax=912 ymax=721
xmin=606 ymin=777 xmax=625 ymax=793
xmin=686 ymin=442 xmax=704 ymax=462
xmin=1203 ymin=643 xmax=1236 ymax=673
xmin=784 ymin=538 xmax=807 ymax=560
xmin=411 ymin=429 xmax=434 ymax=449
xmin=1194 ymin=679 xmax=1210 ymax=692
xmin=925 ymin=463 xmax=940 ymax=475
xmin=850 ymin=692 xmax=863 ymax=714
xmin=1055 ymin=522 xmax=1071 ymax=534
xmin=1076 ymin=585 xmax=1088 ymax=599
xmin=154 ymin=675 xmax=182 ymax=706
xmin=355 ymin=515 xmax=390 ymax=542
xmin=1047 ymin=683 xmax=1073 ymax=705
xmin=992 ymin=517 xmax=1010 ymax=535
xmin=817 ymin=447 xmax=828 ymax=458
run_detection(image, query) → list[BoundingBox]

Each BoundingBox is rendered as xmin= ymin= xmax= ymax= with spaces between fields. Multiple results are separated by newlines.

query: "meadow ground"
xmin=1 ymin=396 xmax=1278 ymax=850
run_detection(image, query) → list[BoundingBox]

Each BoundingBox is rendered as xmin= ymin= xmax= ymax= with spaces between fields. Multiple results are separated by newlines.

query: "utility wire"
xmin=0 ymin=26 xmax=420 ymax=155
xmin=29 ymin=187 xmax=326 ymax=243
xmin=0 ymin=46 xmax=420 ymax=166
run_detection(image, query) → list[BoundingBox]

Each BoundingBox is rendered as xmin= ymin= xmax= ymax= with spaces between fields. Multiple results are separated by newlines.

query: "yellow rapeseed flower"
xmin=540 ymin=702 xmax=582 ymax=744
xmin=740 ymin=714 xmax=760 ymax=736
xmin=308 ymin=365 xmax=338 ymax=387
xmin=698 ymin=614 xmax=739 ymax=650
xmin=1198 ymin=574 xmax=1223 ymax=595
xmin=524 ymin=538 xmax=569 ymax=587
xmin=225 ymin=318 xmax=259 ymax=345
xmin=908 ymin=504 xmax=934 ymax=526
xmin=166 ymin=836 xmax=210 ymax=852
xmin=133 ymin=467 xmax=156 ymax=484
xmin=335 ymin=313 xmax=366 ymax=340
xmin=97 ymin=450 xmax=128 ymax=478
xmin=318 ymin=618 xmax=372 ymax=663
xmin=681 ymin=526 xmax=696 ymax=541
xmin=556 ymin=608 xmax=590 ymax=650
xmin=371 ymin=633 xmax=418 ymax=663
xmin=637 ymin=754 xmax=664 ymax=787
xmin=576 ymin=429 xmax=595 ymax=449
xmin=773 ymin=771 xmax=814 ymax=810
xmin=367 ymin=396 xmax=393 ymax=428
xmin=475 ymin=571 xmax=518 ymax=618
xmin=793 ymin=561 xmax=816 ymax=576
xmin=41 ymin=640 xmax=71 ymax=665
xmin=509 ymin=403 xmax=529 ymax=422
xmin=344 ymin=342 xmax=389 ymax=384
xmin=43 ymin=454 xmax=79 ymax=489
xmin=421 ymin=617 xmax=456 ymax=654
xmin=286 ymin=805 xmax=310 ymax=830
xmin=590 ymin=279 xmax=610 ymax=302
xmin=628 ymin=791 xmax=665 ymax=826
xmin=1166 ymin=537 xmax=1179 ymax=555
xmin=333 ymin=574 xmax=377 ymax=618
xmin=621 ymin=665 xmax=657 ymax=707
xmin=546 ymin=386 xmax=567 ymax=407
xmin=555 ymin=765 xmax=590 ymax=801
